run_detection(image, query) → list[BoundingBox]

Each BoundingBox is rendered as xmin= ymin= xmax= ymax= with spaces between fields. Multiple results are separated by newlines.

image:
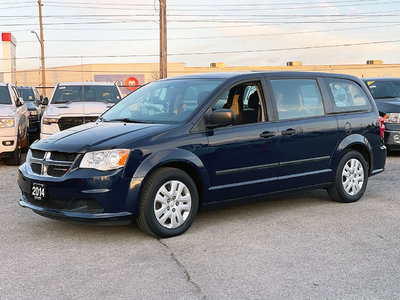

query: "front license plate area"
xmin=32 ymin=183 xmax=46 ymax=201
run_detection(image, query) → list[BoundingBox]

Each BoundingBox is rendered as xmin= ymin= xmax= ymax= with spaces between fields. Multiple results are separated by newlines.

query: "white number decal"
xmin=32 ymin=186 xmax=45 ymax=198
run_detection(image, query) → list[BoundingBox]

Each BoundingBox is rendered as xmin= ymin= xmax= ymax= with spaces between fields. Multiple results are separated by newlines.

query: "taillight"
xmin=378 ymin=116 xmax=385 ymax=138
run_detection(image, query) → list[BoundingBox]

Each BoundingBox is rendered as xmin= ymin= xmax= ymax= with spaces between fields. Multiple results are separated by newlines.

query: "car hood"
xmin=375 ymin=98 xmax=400 ymax=113
xmin=31 ymin=121 xmax=174 ymax=153
xmin=44 ymin=101 xmax=115 ymax=117
xmin=0 ymin=105 xmax=15 ymax=117
xmin=25 ymin=101 xmax=37 ymax=110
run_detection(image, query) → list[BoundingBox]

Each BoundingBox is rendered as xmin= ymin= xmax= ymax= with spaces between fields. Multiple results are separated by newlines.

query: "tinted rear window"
xmin=17 ymin=87 xmax=35 ymax=101
xmin=52 ymin=85 xmax=121 ymax=104
xmin=0 ymin=86 xmax=11 ymax=104
xmin=326 ymin=78 xmax=372 ymax=112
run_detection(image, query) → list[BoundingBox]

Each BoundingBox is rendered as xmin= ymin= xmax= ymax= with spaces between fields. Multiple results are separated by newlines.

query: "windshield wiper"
xmin=53 ymin=100 xmax=71 ymax=104
xmin=103 ymin=118 xmax=149 ymax=123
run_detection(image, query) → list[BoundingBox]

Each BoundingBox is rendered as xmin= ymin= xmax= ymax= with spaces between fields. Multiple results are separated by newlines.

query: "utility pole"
xmin=159 ymin=0 xmax=167 ymax=79
xmin=38 ymin=0 xmax=46 ymax=96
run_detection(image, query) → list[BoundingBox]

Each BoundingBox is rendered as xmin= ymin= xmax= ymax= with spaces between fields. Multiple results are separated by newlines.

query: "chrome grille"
xmin=29 ymin=150 xmax=78 ymax=177
xmin=58 ymin=117 xmax=98 ymax=131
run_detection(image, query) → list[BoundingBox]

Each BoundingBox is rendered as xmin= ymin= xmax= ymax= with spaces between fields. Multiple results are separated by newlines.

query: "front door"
xmin=203 ymin=80 xmax=280 ymax=202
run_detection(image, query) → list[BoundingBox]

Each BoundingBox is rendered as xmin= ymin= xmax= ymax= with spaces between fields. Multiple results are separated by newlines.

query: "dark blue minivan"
xmin=18 ymin=72 xmax=386 ymax=237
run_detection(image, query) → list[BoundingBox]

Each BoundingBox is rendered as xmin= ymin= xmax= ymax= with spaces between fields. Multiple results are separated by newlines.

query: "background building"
xmin=13 ymin=60 xmax=400 ymax=96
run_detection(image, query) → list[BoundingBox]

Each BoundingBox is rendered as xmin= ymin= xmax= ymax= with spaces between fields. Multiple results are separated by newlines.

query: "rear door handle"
xmin=260 ymin=131 xmax=275 ymax=138
xmin=281 ymin=128 xmax=296 ymax=136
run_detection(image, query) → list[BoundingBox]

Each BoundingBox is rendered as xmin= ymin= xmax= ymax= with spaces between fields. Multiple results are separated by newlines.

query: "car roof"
xmin=0 ymin=83 xmax=9 ymax=87
xmin=162 ymin=71 xmax=360 ymax=81
xmin=17 ymin=86 xmax=34 ymax=89
xmin=57 ymin=82 xmax=117 ymax=86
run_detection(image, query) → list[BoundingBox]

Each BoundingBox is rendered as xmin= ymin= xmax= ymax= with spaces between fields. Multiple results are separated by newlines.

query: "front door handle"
xmin=260 ymin=131 xmax=275 ymax=138
xmin=281 ymin=128 xmax=296 ymax=136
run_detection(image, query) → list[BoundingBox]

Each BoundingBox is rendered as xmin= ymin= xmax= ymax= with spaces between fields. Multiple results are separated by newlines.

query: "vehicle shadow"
xmin=22 ymin=189 xmax=332 ymax=241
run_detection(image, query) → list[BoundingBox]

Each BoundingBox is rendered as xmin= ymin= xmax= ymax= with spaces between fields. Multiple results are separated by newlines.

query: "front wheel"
xmin=327 ymin=151 xmax=368 ymax=203
xmin=136 ymin=167 xmax=199 ymax=238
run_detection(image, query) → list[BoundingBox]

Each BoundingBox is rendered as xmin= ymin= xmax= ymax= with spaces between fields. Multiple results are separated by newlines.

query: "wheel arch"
xmin=128 ymin=149 xmax=210 ymax=213
xmin=334 ymin=134 xmax=373 ymax=176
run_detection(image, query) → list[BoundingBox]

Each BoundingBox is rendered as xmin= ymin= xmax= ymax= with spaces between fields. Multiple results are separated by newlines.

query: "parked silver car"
xmin=40 ymin=82 xmax=122 ymax=139
xmin=0 ymin=83 xmax=29 ymax=165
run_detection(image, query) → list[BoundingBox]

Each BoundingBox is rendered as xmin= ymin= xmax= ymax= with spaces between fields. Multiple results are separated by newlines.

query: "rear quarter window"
xmin=326 ymin=78 xmax=372 ymax=112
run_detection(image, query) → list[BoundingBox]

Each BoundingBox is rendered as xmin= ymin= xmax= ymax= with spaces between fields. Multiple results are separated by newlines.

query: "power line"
xmin=42 ymin=0 xmax=390 ymax=7
xmin=16 ymin=24 xmax=400 ymax=44
xmin=3 ymin=39 xmax=400 ymax=61
xmin=43 ymin=0 xmax=400 ymax=11
xmin=3 ymin=13 xmax=400 ymax=18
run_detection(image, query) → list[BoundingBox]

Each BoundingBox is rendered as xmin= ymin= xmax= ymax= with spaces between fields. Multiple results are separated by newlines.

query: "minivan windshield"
xmin=52 ymin=85 xmax=121 ymax=104
xmin=365 ymin=79 xmax=400 ymax=100
xmin=101 ymin=79 xmax=223 ymax=124
xmin=0 ymin=86 xmax=11 ymax=105
xmin=17 ymin=87 xmax=35 ymax=101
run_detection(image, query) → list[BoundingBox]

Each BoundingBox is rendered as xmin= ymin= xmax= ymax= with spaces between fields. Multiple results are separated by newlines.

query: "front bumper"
xmin=384 ymin=130 xmax=400 ymax=151
xmin=18 ymin=162 xmax=138 ymax=223
xmin=28 ymin=116 xmax=40 ymax=133
xmin=0 ymin=135 xmax=17 ymax=155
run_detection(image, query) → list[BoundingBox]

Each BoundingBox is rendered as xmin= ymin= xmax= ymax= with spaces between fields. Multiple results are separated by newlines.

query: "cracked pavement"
xmin=1 ymin=153 xmax=400 ymax=299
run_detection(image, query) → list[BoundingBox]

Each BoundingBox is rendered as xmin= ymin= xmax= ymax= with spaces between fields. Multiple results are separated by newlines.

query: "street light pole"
xmin=37 ymin=0 xmax=46 ymax=96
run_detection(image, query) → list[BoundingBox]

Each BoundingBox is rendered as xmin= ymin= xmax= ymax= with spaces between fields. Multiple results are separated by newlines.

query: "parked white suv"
xmin=0 ymin=83 xmax=29 ymax=165
xmin=40 ymin=82 xmax=122 ymax=139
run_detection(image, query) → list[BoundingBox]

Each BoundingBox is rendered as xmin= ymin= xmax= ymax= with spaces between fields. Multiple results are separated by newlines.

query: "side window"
xmin=212 ymin=82 xmax=264 ymax=126
xmin=327 ymin=79 xmax=372 ymax=112
xmin=270 ymin=79 xmax=325 ymax=120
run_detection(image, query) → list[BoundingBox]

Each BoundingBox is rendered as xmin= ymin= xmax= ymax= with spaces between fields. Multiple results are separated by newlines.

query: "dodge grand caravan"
xmin=18 ymin=72 xmax=386 ymax=237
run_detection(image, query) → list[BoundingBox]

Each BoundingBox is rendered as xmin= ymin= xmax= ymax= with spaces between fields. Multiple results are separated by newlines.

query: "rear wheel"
xmin=136 ymin=167 xmax=199 ymax=238
xmin=6 ymin=134 xmax=21 ymax=166
xmin=327 ymin=150 xmax=368 ymax=203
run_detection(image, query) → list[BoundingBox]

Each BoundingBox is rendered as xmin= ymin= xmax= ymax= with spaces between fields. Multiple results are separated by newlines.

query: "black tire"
xmin=327 ymin=150 xmax=369 ymax=203
xmin=5 ymin=134 xmax=21 ymax=166
xmin=21 ymin=131 xmax=29 ymax=153
xmin=136 ymin=167 xmax=199 ymax=238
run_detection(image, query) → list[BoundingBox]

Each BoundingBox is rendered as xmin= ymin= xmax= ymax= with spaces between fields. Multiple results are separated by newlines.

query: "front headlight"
xmin=29 ymin=110 xmax=38 ymax=116
xmin=383 ymin=113 xmax=400 ymax=123
xmin=42 ymin=117 xmax=59 ymax=125
xmin=0 ymin=118 xmax=15 ymax=128
xmin=80 ymin=149 xmax=130 ymax=171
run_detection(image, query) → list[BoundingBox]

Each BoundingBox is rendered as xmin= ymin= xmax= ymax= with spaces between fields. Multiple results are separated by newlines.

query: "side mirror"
xmin=41 ymin=97 xmax=49 ymax=105
xmin=16 ymin=97 xmax=24 ymax=107
xmin=206 ymin=109 xmax=235 ymax=128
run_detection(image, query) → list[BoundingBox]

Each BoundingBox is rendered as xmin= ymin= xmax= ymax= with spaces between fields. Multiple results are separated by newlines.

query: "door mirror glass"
xmin=41 ymin=96 xmax=49 ymax=105
xmin=16 ymin=97 xmax=24 ymax=107
xmin=206 ymin=109 xmax=235 ymax=128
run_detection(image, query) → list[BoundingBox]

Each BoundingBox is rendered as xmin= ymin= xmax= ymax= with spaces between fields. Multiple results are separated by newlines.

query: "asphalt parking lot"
xmin=1 ymin=154 xmax=399 ymax=299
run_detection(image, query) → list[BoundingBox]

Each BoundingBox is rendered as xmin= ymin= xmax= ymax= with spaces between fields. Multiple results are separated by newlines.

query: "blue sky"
xmin=1 ymin=0 xmax=400 ymax=71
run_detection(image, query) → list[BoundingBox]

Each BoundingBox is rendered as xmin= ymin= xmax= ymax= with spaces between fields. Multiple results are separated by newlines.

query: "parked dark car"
xmin=362 ymin=78 xmax=400 ymax=151
xmin=17 ymin=86 xmax=44 ymax=136
xmin=18 ymin=72 xmax=386 ymax=237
